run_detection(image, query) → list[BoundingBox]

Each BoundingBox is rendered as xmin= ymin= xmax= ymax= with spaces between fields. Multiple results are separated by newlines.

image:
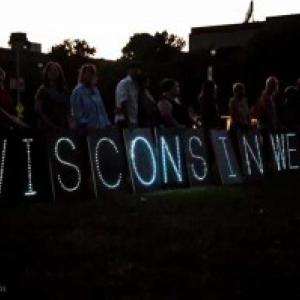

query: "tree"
xmin=49 ymin=39 xmax=97 ymax=87
xmin=50 ymin=39 xmax=96 ymax=58
xmin=121 ymin=31 xmax=186 ymax=63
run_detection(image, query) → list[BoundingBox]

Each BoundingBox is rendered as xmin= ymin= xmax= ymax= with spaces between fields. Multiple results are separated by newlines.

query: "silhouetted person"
xmin=296 ymin=78 xmax=300 ymax=96
xmin=251 ymin=76 xmax=280 ymax=165
xmin=115 ymin=62 xmax=142 ymax=129
xmin=284 ymin=86 xmax=299 ymax=130
xmin=193 ymin=80 xmax=219 ymax=129
xmin=273 ymin=80 xmax=286 ymax=128
xmin=296 ymin=78 xmax=300 ymax=108
xmin=71 ymin=64 xmax=111 ymax=132
xmin=157 ymin=78 xmax=185 ymax=128
xmin=35 ymin=62 xmax=70 ymax=130
xmin=228 ymin=82 xmax=250 ymax=130
xmin=0 ymin=67 xmax=26 ymax=128
xmin=255 ymin=76 xmax=279 ymax=130
xmin=138 ymin=75 xmax=159 ymax=128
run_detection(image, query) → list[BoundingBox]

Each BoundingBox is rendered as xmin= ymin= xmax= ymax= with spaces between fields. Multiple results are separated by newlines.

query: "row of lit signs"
xmin=0 ymin=128 xmax=299 ymax=203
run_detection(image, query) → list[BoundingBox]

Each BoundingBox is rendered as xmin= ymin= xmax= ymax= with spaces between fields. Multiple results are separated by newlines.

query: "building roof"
xmin=191 ymin=21 xmax=263 ymax=35
xmin=191 ymin=13 xmax=300 ymax=36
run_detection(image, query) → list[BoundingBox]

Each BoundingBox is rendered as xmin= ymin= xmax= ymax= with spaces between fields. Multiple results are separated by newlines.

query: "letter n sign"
xmin=237 ymin=129 xmax=265 ymax=181
xmin=156 ymin=129 xmax=187 ymax=189
xmin=210 ymin=130 xmax=242 ymax=184
xmin=48 ymin=132 xmax=92 ymax=202
xmin=124 ymin=128 xmax=161 ymax=193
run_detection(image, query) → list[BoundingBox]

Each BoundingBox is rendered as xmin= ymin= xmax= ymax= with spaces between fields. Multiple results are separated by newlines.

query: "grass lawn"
xmin=0 ymin=174 xmax=300 ymax=299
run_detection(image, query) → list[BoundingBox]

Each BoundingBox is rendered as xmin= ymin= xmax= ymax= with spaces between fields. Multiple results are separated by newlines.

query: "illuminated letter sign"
xmin=87 ymin=128 xmax=127 ymax=196
xmin=270 ymin=133 xmax=287 ymax=172
xmin=0 ymin=139 xmax=7 ymax=198
xmin=237 ymin=130 xmax=264 ymax=180
xmin=0 ymin=128 xmax=298 ymax=204
xmin=156 ymin=129 xmax=187 ymax=188
xmin=7 ymin=131 xmax=53 ymax=203
xmin=55 ymin=137 xmax=82 ymax=192
xmin=270 ymin=132 xmax=300 ymax=172
xmin=0 ymin=133 xmax=10 ymax=203
xmin=286 ymin=133 xmax=300 ymax=170
xmin=182 ymin=129 xmax=210 ymax=186
xmin=49 ymin=134 xmax=91 ymax=201
xmin=124 ymin=129 xmax=160 ymax=193
xmin=210 ymin=130 xmax=242 ymax=184
xmin=22 ymin=138 xmax=37 ymax=196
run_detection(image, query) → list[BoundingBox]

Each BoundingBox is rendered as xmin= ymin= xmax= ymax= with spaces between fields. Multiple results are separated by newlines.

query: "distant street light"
xmin=9 ymin=33 xmax=29 ymax=119
xmin=207 ymin=49 xmax=217 ymax=80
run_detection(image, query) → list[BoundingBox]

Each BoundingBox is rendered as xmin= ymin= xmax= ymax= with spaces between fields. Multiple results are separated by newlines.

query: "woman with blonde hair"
xmin=253 ymin=76 xmax=279 ymax=130
xmin=228 ymin=82 xmax=250 ymax=130
xmin=70 ymin=64 xmax=111 ymax=132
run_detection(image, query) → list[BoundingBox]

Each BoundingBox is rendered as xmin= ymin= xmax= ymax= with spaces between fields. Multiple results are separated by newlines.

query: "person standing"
xmin=157 ymin=78 xmax=185 ymax=128
xmin=228 ymin=82 xmax=251 ymax=130
xmin=251 ymin=76 xmax=280 ymax=166
xmin=284 ymin=86 xmax=299 ymax=130
xmin=296 ymin=78 xmax=300 ymax=99
xmin=0 ymin=67 xmax=26 ymax=128
xmin=138 ymin=75 xmax=159 ymax=128
xmin=114 ymin=62 xmax=142 ymax=129
xmin=255 ymin=76 xmax=279 ymax=130
xmin=192 ymin=80 xmax=219 ymax=130
xmin=295 ymin=78 xmax=300 ymax=122
xmin=35 ymin=62 xmax=70 ymax=130
xmin=71 ymin=64 xmax=111 ymax=132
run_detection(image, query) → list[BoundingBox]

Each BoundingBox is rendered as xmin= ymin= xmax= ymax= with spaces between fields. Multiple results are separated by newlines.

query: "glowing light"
xmin=95 ymin=137 xmax=122 ymax=189
xmin=160 ymin=135 xmax=183 ymax=184
xmin=218 ymin=136 xmax=237 ymax=178
xmin=242 ymin=135 xmax=264 ymax=175
xmin=188 ymin=136 xmax=208 ymax=181
xmin=270 ymin=134 xmax=287 ymax=171
xmin=286 ymin=133 xmax=300 ymax=170
xmin=54 ymin=137 xmax=82 ymax=192
xmin=130 ymin=136 xmax=157 ymax=186
xmin=22 ymin=138 xmax=37 ymax=197
xmin=220 ymin=115 xmax=232 ymax=131
xmin=0 ymin=139 xmax=7 ymax=197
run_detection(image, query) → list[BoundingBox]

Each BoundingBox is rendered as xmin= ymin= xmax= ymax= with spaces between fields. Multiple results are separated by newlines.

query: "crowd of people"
xmin=0 ymin=62 xmax=300 ymax=133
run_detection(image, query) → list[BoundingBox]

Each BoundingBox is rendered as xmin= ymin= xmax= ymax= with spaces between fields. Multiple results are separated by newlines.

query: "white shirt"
xmin=115 ymin=75 xmax=139 ymax=126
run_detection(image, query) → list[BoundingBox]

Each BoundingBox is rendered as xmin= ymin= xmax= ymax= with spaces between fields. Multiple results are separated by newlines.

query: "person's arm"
xmin=0 ymin=106 xmax=29 ymax=128
xmin=245 ymin=101 xmax=251 ymax=126
xmin=228 ymin=99 xmax=236 ymax=123
xmin=229 ymin=99 xmax=242 ymax=125
xmin=188 ymin=104 xmax=200 ymax=126
xmin=35 ymin=87 xmax=59 ymax=129
xmin=70 ymin=88 xmax=88 ymax=130
xmin=116 ymin=82 xmax=131 ymax=127
xmin=264 ymin=95 xmax=278 ymax=129
xmin=97 ymin=88 xmax=111 ymax=128
xmin=197 ymin=97 xmax=207 ymax=125
xmin=158 ymin=100 xmax=183 ymax=128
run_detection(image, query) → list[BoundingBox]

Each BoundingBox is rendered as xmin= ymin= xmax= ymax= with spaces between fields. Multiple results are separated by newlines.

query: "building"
xmin=189 ymin=13 xmax=300 ymax=53
xmin=0 ymin=34 xmax=47 ymax=92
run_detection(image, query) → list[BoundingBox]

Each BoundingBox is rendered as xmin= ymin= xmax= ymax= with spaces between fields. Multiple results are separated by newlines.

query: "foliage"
xmin=50 ymin=39 xmax=96 ymax=58
xmin=121 ymin=31 xmax=186 ymax=63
